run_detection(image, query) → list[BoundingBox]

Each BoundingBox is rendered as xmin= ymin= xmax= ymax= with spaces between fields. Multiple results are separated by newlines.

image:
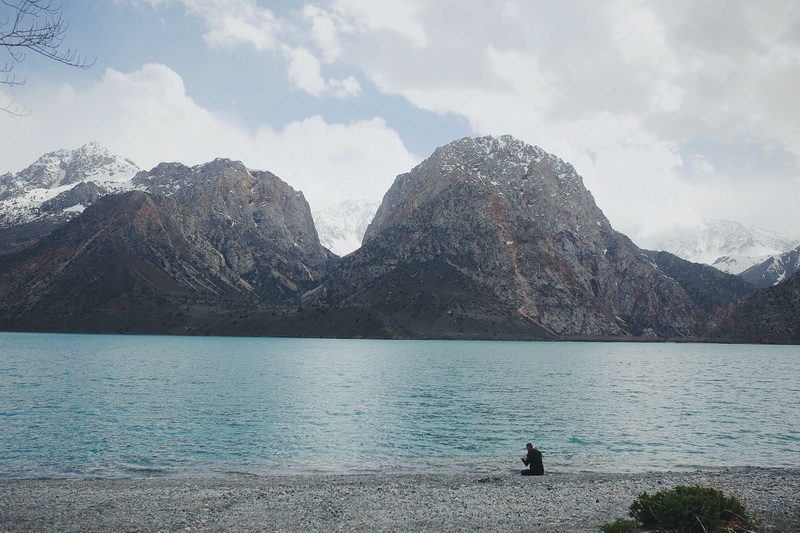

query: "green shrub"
xmin=628 ymin=485 xmax=751 ymax=533
xmin=599 ymin=518 xmax=638 ymax=533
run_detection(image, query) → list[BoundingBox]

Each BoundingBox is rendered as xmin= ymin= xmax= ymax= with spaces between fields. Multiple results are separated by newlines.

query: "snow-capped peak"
xmin=655 ymin=219 xmax=800 ymax=274
xmin=312 ymin=199 xmax=378 ymax=256
xmin=9 ymin=142 xmax=139 ymax=189
xmin=0 ymin=142 xmax=141 ymax=228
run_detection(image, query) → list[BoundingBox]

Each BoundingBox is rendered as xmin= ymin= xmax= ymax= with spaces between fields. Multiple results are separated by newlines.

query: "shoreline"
xmin=1 ymin=468 xmax=798 ymax=532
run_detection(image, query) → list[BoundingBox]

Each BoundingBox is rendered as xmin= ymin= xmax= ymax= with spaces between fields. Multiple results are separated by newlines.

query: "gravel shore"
xmin=1 ymin=468 xmax=798 ymax=532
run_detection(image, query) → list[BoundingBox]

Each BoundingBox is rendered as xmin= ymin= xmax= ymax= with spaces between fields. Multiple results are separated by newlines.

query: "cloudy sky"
xmin=1 ymin=0 xmax=799 ymax=246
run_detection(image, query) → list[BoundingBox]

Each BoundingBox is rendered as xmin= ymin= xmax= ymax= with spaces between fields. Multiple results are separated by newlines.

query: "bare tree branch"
xmin=1 ymin=0 xmax=94 ymax=115
xmin=1 ymin=97 xmax=30 ymax=116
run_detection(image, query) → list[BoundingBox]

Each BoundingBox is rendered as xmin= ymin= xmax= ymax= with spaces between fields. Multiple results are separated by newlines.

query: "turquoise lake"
xmin=1 ymin=333 xmax=798 ymax=478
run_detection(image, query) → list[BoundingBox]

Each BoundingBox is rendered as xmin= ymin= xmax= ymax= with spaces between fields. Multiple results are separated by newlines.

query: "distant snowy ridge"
xmin=312 ymin=199 xmax=378 ymax=256
xmin=655 ymin=219 xmax=800 ymax=275
xmin=739 ymin=245 xmax=800 ymax=288
xmin=0 ymin=142 xmax=141 ymax=227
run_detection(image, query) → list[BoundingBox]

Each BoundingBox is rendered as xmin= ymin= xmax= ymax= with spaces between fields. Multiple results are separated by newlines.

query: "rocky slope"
xmin=713 ymin=270 xmax=800 ymax=344
xmin=0 ymin=143 xmax=338 ymax=274
xmin=131 ymin=159 xmax=336 ymax=295
xmin=0 ymin=142 xmax=140 ymax=251
xmin=0 ymin=157 xmax=338 ymax=334
xmin=307 ymin=136 xmax=745 ymax=339
xmin=0 ymin=192 xmax=247 ymax=333
xmin=642 ymin=251 xmax=754 ymax=315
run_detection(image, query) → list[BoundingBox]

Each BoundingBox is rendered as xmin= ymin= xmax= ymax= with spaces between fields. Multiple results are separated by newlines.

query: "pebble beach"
xmin=1 ymin=468 xmax=798 ymax=532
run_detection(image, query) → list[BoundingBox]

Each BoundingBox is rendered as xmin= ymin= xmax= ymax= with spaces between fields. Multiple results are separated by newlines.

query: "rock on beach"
xmin=1 ymin=468 xmax=798 ymax=532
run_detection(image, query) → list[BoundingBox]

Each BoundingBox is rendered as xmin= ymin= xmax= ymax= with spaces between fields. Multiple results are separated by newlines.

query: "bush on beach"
xmin=599 ymin=518 xmax=638 ymax=533
xmin=601 ymin=485 xmax=754 ymax=533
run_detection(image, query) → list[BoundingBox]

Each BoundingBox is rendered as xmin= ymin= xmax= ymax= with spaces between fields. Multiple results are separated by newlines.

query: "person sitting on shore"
xmin=520 ymin=442 xmax=544 ymax=475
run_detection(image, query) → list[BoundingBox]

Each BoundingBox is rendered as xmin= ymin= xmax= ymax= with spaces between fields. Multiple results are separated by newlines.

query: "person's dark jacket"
xmin=522 ymin=448 xmax=544 ymax=475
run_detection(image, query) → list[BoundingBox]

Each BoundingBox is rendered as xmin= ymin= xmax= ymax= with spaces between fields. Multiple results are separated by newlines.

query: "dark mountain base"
xmin=713 ymin=271 xmax=800 ymax=344
xmin=0 ymin=302 xmax=553 ymax=341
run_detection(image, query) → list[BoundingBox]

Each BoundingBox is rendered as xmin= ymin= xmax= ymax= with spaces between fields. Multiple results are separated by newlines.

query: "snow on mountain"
xmin=655 ymin=219 xmax=800 ymax=275
xmin=0 ymin=142 xmax=141 ymax=227
xmin=312 ymin=199 xmax=378 ymax=256
xmin=2 ymin=143 xmax=370 ymax=260
xmin=739 ymin=245 xmax=800 ymax=288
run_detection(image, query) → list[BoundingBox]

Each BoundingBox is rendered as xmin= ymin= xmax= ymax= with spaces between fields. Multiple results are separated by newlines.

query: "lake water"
xmin=1 ymin=333 xmax=798 ymax=478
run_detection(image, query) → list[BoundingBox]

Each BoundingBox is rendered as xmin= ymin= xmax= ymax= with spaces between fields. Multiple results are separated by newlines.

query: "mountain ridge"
xmin=311 ymin=135 xmax=751 ymax=339
xmin=713 ymin=270 xmax=800 ymax=343
xmin=654 ymin=219 xmax=800 ymax=275
xmin=0 ymin=136 xmax=793 ymax=342
xmin=736 ymin=245 xmax=800 ymax=289
xmin=0 ymin=191 xmax=259 ymax=333
xmin=0 ymin=154 xmax=338 ymax=334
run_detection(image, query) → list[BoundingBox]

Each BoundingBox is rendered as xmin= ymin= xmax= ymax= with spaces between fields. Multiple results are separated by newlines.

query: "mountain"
xmin=306 ymin=135 xmax=747 ymax=340
xmin=0 ymin=192 xmax=257 ymax=333
xmin=655 ymin=219 xmax=800 ymax=275
xmin=713 ymin=270 xmax=800 ymax=344
xmin=0 ymin=142 xmax=140 ymax=221
xmin=642 ymin=250 xmax=754 ymax=314
xmin=2 ymin=137 xmax=784 ymax=341
xmin=0 ymin=142 xmax=141 ymax=251
xmin=0 ymin=143 xmax=377 ymax=259
xmin=0 ymin=158 xmax=338 ymax=334
xmin=0 ymin=141 xmax=139 ymax=200
xmin=738 ymin=245 xmax=800 ymax=289
xmin=130 ymin=159 xmax=336 ymax=296
xmin=312 ymin=199 xmax=378 ymax=256
xmin=0 ymin=144 xmax=336 ymax=287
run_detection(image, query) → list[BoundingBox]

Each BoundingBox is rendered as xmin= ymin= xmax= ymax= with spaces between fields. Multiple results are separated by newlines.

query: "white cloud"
xmin=303 ymin=5 xmax=345 ymax=62
xmin=128 ymin=0 xmax=361 ymax=99
xmin=684 ymin=154 xmax=716 ymax=179
xmin=284 ymin=46 xmax=327 ymax=96
xmin=0 ymin=64 xmax=413 ymax=211
xmin=333 ymin=0 xmax=426 ymax=47
xmin=2 ymin=64 xmax=228 ymax=172
xmin=283 ymin=46 xmax=361 ymax=98
xmin=254 ymin=115 xmax=419 ymax=209
xmin=204 ymin=8 xmax=281 ymax=51
xmin=307 ymin=0 xmax=800 ymax=240
xmin=8 ymin=0 xmax=800 ymax=241
xmin=129 ymin=0 xmax=283 ymax=50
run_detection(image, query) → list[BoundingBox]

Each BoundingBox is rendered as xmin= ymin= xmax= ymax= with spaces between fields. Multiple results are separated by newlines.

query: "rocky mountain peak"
xmin=318 ymin=135 xmax=742 ymax=339
xmin=134 ymin=158 xmax=332 ymax=270
xmin=0 ymin=142 xmax=141 ymax=235
xmin=366 ymin=135 xmax=608 ymax=244
xmin=739 ymin=245 xmax=800 ymax=288
xmin=429 ymin=135 xmax=584 ymax=194
xmin=8 ymin=142 xmax=139 ymax=191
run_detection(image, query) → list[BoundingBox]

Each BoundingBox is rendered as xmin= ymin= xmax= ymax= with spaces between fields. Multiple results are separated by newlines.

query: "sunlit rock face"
xmin=0 ymin=159 xmax=339 ymax=333
xmin=314 ymin=135 xmax=744 ymax=338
